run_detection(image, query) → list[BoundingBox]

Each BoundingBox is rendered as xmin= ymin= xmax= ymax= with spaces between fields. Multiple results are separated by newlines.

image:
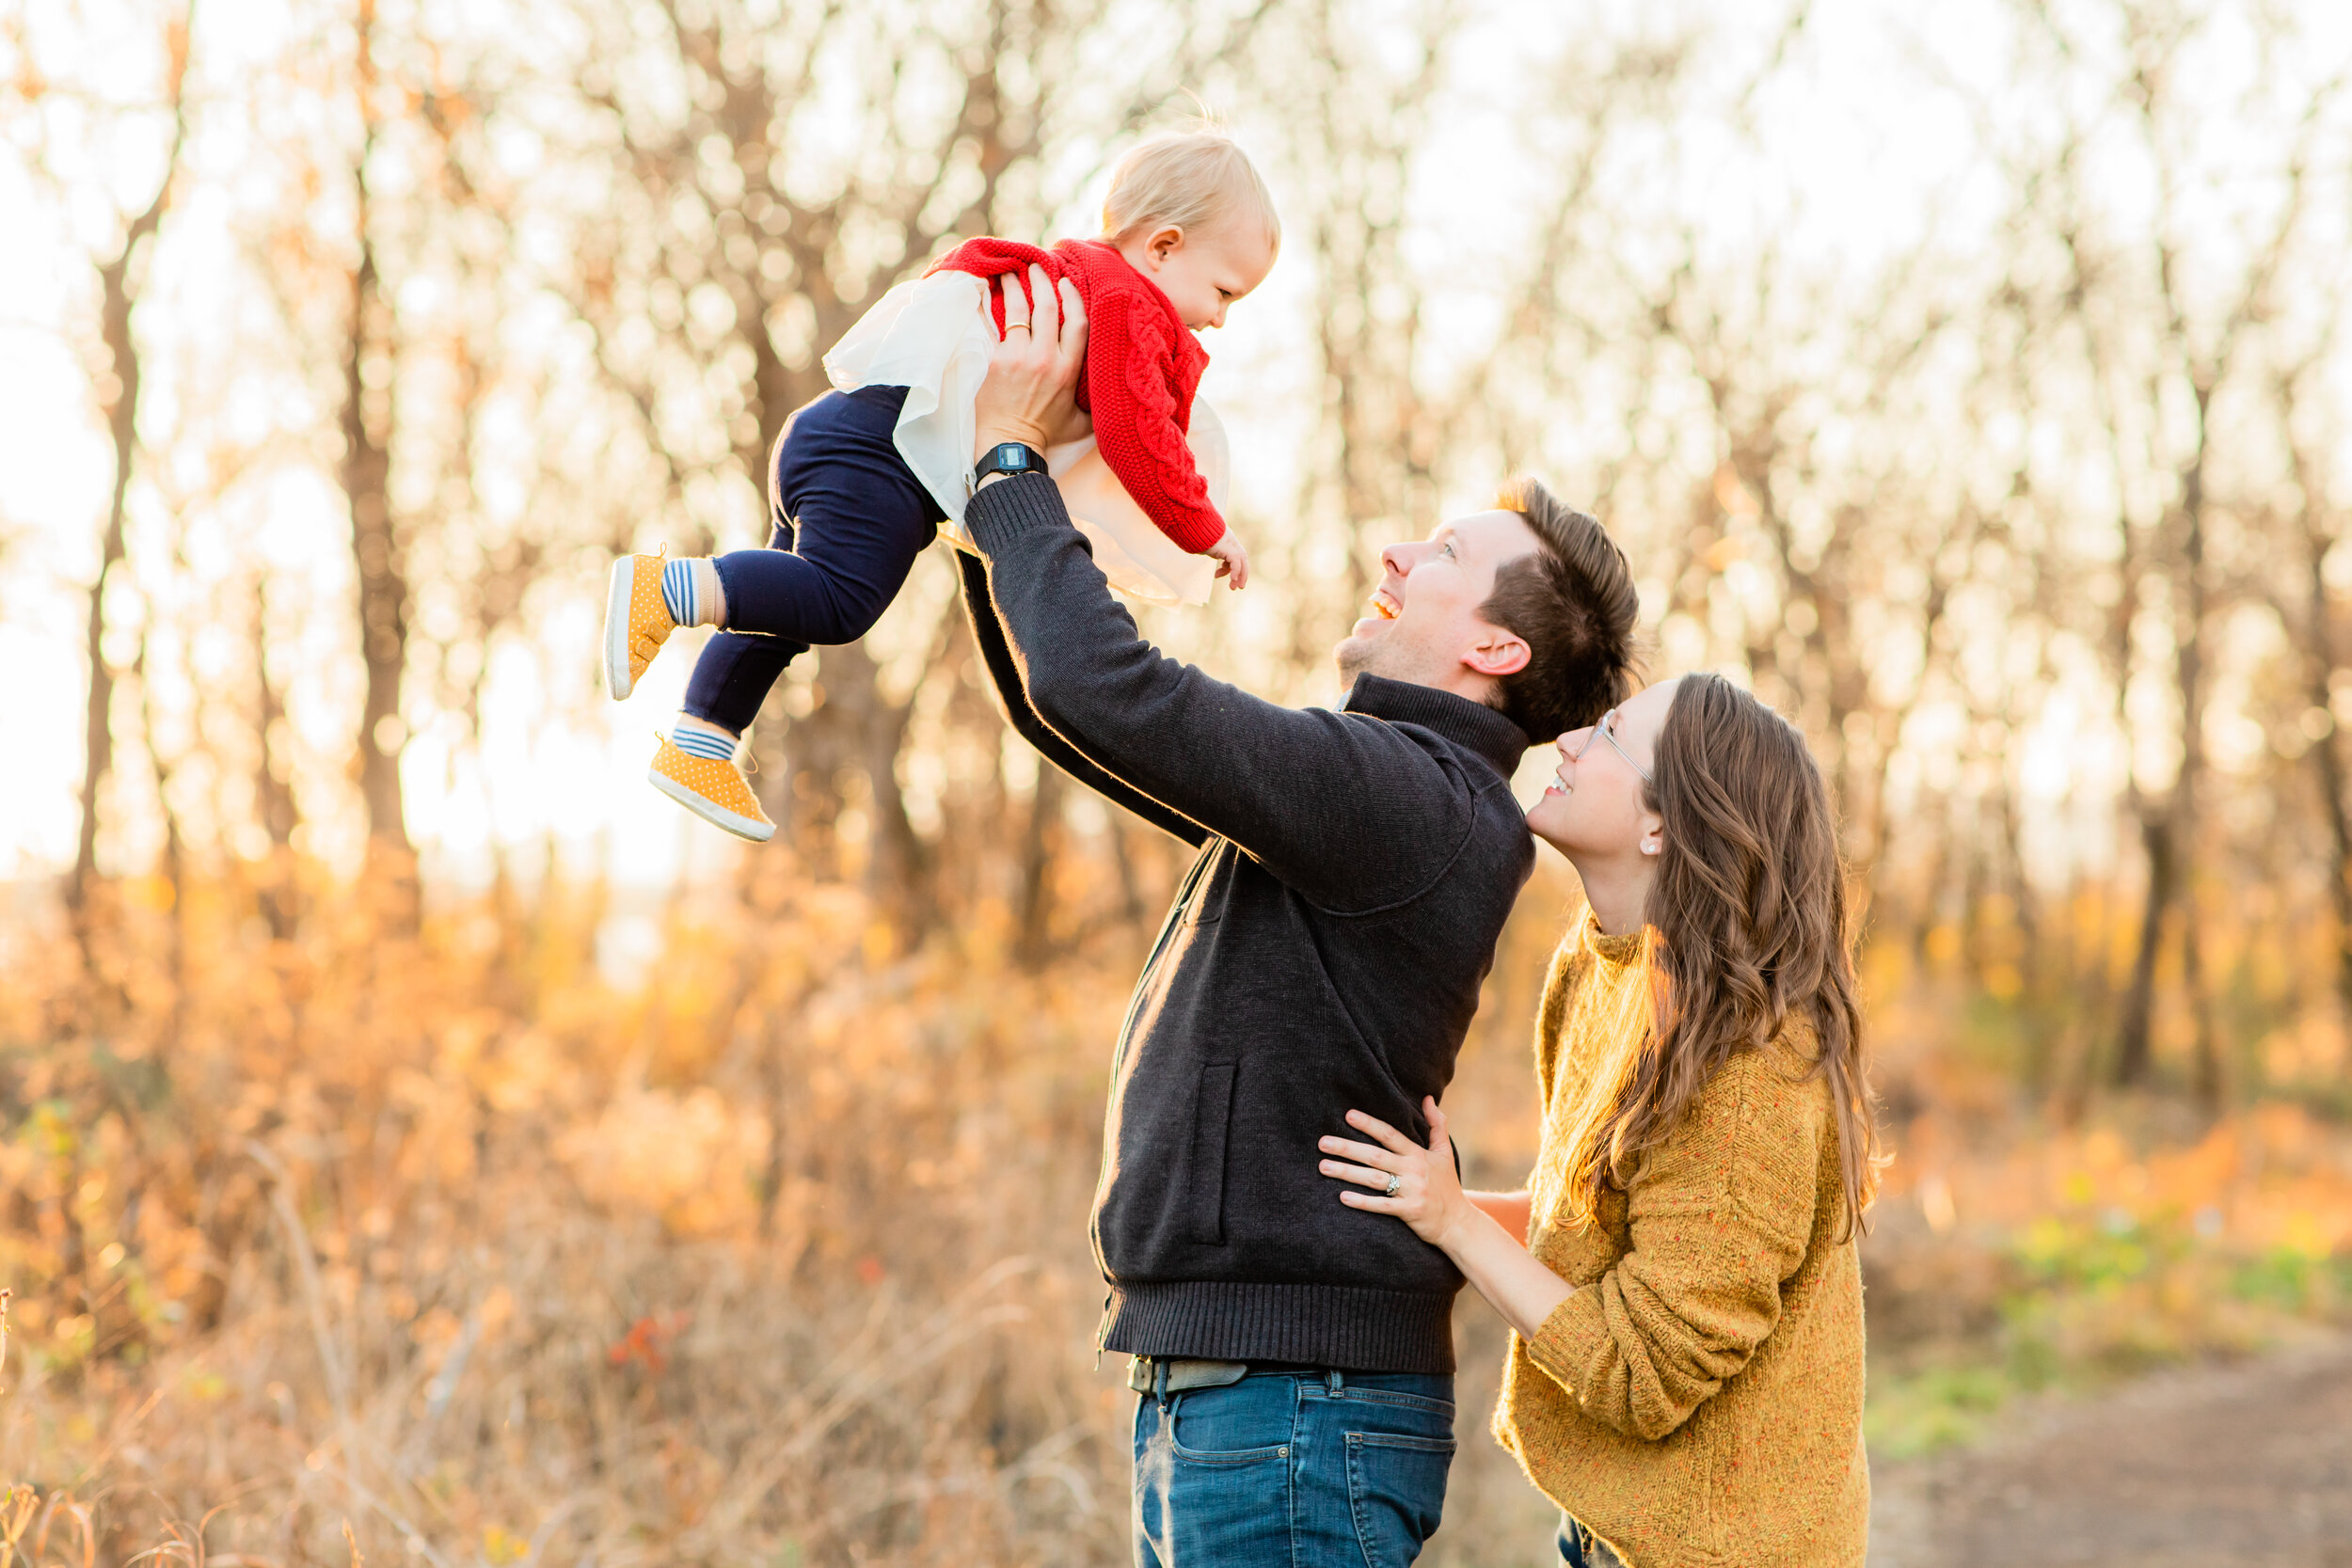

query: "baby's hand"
xmin=1205 ymin=530 xmax=1250 ymax=591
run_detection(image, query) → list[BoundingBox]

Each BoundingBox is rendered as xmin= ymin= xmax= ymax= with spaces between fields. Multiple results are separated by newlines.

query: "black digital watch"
xmin=970 ymin=441 xmax=1049 ymax=492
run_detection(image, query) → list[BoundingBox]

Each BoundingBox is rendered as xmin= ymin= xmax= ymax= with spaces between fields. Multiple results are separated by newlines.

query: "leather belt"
xmin=1124 ymin=1355 xmax=1343 ymax=1394
xmin=1126 ymin=1355 xmax=1249 ymax=1394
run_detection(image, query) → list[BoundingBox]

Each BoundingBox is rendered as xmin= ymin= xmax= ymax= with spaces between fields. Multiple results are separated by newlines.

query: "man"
xmin=958 ymin=266 xmax=1640 ymax=1565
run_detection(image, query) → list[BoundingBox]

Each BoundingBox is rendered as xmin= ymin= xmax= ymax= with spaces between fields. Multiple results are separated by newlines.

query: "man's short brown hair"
xmin=1480 ymin=477 xmax=1640 ymax=742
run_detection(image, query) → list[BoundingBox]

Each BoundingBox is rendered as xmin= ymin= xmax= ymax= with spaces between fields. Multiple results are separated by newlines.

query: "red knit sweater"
xmin=929 ymin=236 xmax=1227 ymax=554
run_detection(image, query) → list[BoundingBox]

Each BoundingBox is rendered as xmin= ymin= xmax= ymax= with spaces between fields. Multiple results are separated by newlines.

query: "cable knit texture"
xmin=930 ymin=236 xmax=1225 ymax=553
xmin=1493 ymin=917 xmax=1869 ymax=1568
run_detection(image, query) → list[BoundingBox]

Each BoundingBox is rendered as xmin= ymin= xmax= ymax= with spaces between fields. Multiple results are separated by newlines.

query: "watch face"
xmin=997 ymin=444 xmax=1031 ymax=470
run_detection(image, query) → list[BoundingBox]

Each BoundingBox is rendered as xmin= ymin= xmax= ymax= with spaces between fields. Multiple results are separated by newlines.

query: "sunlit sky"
xmin=4 ymin=0 xmax=2342 ymax=899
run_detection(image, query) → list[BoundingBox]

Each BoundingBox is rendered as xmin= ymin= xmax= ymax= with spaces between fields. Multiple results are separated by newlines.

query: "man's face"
xmin=1333 ymin=509 xmax=1542 ymax=694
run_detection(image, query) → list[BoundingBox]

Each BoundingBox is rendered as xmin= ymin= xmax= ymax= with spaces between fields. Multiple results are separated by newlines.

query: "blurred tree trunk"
xmin=252 ymin=578 xmax=302 ymax=941
xmin=2013 ymin=1 xmax=2327 ymax=1098
xmin=2278 ymin=359 xmax=2352 ymax=1016
xmin=1015 ymin=764 xmax=1065 ymax=969
xmin=67 ymin=15 xmax=189 ymax=965
xmin=134 ymin=632 xmax=188 ymax=1045
xmin=2114 ymin=379 xmax=2216 ymax=1094
xmin=340 ymin=0 xmax=414 ymax=901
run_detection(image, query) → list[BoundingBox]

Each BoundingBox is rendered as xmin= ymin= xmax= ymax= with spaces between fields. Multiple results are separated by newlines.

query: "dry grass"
xmin=2 ymin=859 xmax=2349 ymax=1564
xmin=0 ymin=860 xmax=1140 ymax=1565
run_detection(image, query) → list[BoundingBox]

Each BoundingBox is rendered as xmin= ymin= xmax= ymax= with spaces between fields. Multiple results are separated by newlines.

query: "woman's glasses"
xmin=1567 ymin=707 xmax=1652 ymax=784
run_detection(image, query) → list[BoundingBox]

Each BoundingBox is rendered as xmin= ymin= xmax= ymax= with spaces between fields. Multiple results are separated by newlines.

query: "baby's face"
xmin=1123 ymin=220 xmax=1277 ymax=332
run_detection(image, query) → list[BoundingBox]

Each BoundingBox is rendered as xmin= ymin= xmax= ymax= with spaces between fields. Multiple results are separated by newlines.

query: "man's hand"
xmin=1205 ymin=530 xmax=1250 ymax=591
xmin=973 ymin=262 xmax=1089 ymax=467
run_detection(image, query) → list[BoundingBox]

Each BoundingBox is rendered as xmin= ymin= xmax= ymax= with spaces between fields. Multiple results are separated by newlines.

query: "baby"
xmin=602 ymin=129 xmax=1280 ymax=842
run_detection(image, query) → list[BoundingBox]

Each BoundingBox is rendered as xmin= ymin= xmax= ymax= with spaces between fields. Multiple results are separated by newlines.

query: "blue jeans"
xmin=682 ymin=385 xmax=944 ymax=734
xmin=1132 ymin=1369 xmax=1455 ymax=1567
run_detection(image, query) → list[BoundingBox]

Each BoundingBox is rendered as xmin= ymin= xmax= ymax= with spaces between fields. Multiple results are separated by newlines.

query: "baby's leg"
xmin=645 ymin=387 xmax=941 ymax=841
xmin=712 ymin=385 xmax=945 ymax=646
xmin=681 ymin=518 xmax=801 ymax=736
xmin=677 ymin=385 xmax=943 ymax=731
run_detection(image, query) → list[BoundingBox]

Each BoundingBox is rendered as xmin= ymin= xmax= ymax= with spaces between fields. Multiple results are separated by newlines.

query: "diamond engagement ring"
xmin=1383 ymin=1173 xmax=1402 ymax=1198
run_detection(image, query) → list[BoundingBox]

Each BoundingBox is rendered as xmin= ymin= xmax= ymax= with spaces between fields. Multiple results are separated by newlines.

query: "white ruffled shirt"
xmin=823 ymin=271 xmax=1226 ymax=607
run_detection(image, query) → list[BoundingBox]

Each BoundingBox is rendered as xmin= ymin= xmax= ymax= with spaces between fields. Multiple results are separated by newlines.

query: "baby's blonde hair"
xmin=1100 ymin=129 xmax=1280 ymax=253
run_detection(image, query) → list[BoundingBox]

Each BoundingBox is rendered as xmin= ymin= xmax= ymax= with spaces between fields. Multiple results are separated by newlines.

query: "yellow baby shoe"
xmin=647 ymin=735 xmax=775 ymax=843
xmin=603 ymin=550 xmax=677 ymax=700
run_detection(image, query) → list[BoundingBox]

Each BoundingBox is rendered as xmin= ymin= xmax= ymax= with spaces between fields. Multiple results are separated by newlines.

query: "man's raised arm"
xmin=954 ymin=551 xmax=1204 ymax=848
xmin=961 ymin=475 xmax=1478 ymax=911
xmin=959 ymin=263 xmax=1485 ymax=911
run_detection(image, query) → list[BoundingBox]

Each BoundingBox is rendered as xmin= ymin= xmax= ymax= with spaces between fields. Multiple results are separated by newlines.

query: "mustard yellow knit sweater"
xmin=1491 ymin=919 xmax=1869 ymax=1568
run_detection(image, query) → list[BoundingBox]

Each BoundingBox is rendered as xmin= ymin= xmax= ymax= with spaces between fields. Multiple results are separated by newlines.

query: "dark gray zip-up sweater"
xmin=961 ymin=475 xmax=1534 ymax=1375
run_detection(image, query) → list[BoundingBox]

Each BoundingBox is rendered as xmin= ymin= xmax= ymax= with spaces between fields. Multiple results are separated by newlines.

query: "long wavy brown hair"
xmin=1579 ymin=673 xmax=1882 ymax=1239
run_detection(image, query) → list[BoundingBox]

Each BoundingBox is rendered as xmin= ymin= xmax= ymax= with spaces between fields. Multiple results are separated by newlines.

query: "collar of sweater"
xmin=1341 ymin=673 xmax=1529 ymax=779
xmin=1580 ymin=911 xmax=1645 ymax=969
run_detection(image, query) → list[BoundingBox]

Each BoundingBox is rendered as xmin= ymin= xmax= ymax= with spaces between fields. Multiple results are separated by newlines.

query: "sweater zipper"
xmin=1091 ymin=844 xmax=1219 ymax=1360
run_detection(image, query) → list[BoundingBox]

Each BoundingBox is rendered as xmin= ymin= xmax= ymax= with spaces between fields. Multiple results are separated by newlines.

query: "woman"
xmin=1317 ymin=673 xmax=1879 ymax=1567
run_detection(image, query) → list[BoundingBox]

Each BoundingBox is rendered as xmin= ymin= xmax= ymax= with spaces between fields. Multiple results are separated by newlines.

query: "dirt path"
xmin=1868 ymin=1338 xmax=2352 ymax=1567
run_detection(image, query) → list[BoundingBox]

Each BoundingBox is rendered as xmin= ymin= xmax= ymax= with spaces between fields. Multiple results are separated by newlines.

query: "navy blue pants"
xmin=682 ymin=385 xmax=944 ymax=735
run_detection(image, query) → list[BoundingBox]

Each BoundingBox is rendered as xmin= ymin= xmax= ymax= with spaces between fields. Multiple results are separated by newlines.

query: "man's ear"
xmin=1462 ymin=628 xmax=1531 ymax=680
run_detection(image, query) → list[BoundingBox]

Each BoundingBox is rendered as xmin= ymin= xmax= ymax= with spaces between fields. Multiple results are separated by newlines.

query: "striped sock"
xmin=660 ymin=557 xmax=727 ymax=628
xmin=670 ymin=714 xmax=740 ymax=762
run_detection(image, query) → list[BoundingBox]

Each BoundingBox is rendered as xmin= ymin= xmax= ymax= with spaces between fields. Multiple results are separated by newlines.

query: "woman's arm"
xmin=1328 ymin=1061 xmax=1827 ymax=1444
xmin=1522 ymin=1060 xmax=1821 ymax=1440
xmin=1429 ymin=1196 xmax=1572 ymax=1341
xmin=1322 ymin=1103 xmax=1565 ymax=1338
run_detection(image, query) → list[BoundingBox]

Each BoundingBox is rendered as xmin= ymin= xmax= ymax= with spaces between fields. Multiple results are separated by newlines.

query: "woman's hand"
xmin=1328 ymin=1100 xmax=1575 ymax=1342
xmin=1320 ymin=1097 xmax=1473 ymax=1250
xmin=972 ymin=262 xmax=1089 ymax=462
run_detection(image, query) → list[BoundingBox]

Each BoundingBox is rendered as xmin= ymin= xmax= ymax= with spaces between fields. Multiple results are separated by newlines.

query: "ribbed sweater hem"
xmin=1102 ymin=1279 xmax=1458 ymax=1375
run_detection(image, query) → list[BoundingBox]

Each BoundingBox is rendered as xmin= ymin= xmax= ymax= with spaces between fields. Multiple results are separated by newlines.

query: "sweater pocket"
xmin=1185 ymin=1060 xmax=1237 ymax=1244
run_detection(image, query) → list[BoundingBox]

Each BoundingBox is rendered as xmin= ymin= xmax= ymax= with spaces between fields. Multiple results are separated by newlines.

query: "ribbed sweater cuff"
xmin=963 ymin=472 xmax=1070 ymax=555
xmin=1104 ymin=1279 xmax=1458 ymax=1375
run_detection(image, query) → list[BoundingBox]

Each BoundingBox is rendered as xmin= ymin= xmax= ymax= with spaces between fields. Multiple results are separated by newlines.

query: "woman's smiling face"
xmin=1525 ymin=677 xmax=1677 ymax=859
